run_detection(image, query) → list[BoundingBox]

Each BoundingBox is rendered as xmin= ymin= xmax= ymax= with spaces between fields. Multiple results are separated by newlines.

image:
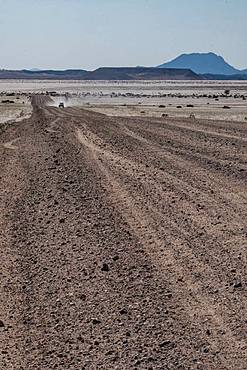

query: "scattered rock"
xmin=164 ymin=292 xmax=173 ymax=299
xmin=159 ymin=340 xmax=172 ymax=348
xmin=233 ymin=281 xmax=242 ymax=289
xmin=120 ymin=308 xmax=128 ymax=315
xmin=202 ymin=345 xmax=209 ymax=353
xmin=1 ymin=99 xmax=15 ymax=104
xmin=101 ymin=263 xmax=109 ymax=272
xmin=92 ymin=318 xmax=101 ymax=325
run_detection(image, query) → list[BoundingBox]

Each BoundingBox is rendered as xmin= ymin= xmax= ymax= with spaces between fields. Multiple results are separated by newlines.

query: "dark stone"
xmin=92 ymin=318 xmax=101 ymax=325
xmin=159 ymin=340 xmax=174 ymax=348
xmin=101 ymin=263 xmax=109 ymax=272
xmin=164 ymin=293 xmax=173 ymax=299
xmin=120 ymin=308 xmax=128 ymax=315
xmin=233 ymin=281 xmax=242 ymax=288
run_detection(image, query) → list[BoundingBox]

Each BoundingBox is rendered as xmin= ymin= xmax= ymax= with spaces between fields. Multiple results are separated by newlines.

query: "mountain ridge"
xmin=0 ymin=67 xmax=200 ymax=80
xmin=0 ymin=60 xmax=247 ymax=80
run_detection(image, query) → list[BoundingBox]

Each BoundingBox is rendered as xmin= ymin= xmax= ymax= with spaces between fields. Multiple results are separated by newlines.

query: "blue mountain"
xmin=158 ymin=52 xmax=244 ymax=75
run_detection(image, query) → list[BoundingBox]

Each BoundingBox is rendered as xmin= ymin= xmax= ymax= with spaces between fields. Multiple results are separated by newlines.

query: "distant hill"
xmin=0 ymin=69 xmax=88 ymax=80
xmin=158 ymin=52 xmax=243 ymax=75
xmin=0 ymin=67 xmax=200 ymax=80
xmin=85 ymin=67 xmax=200 ymax=80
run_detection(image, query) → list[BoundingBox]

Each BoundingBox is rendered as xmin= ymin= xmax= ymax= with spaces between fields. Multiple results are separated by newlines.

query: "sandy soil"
xmin=0 ymin=95 xmax=246 ymax=369
xmin=84 ymin=100 xmax=247 ymax=122
xmin=0 ymin=94 xmax=32 ymax=124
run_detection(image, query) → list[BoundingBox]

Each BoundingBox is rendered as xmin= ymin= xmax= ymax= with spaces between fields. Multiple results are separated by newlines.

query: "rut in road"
xmin=0 ymin=96 xmax=246 ymax=370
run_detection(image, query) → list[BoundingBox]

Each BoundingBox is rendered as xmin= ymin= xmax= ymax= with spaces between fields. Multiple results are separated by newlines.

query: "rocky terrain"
xmin=0 ymin=95 xmax=246 ymax=369
xmin=0 ymin=93 xmax=31 ymax=125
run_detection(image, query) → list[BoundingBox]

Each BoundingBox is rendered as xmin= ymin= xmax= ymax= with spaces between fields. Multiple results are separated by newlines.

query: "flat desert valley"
xmin=0 ymin=80 xmax=246 ymax=369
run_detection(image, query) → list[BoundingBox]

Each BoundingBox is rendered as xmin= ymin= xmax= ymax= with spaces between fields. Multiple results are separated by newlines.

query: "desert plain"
xmin=0 ymin=80 xmax=246 ymax=369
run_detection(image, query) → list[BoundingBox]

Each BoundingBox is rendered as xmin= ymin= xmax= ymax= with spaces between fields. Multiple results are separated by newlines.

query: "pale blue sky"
xmin=0 ymin=0 xmax=246 ymax=70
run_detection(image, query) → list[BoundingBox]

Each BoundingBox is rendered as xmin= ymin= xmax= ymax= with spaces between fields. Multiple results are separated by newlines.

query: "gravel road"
xmin=0 ymin=96 xmax=246 ymax=369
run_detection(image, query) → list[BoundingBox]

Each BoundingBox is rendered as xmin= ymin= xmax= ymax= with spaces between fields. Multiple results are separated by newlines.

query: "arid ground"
xmin=0 ymin=86 xmax=246 ymax=369
xmin=1 ymin=80 xmax=247 ymax=123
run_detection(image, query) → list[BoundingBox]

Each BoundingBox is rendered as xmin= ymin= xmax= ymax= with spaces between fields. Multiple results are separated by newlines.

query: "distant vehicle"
xmin=59 ymin=102 xmax=65 ymax=108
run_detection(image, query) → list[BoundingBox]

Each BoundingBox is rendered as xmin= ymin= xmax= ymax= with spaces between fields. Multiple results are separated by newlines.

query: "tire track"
xmin=0 ymin=96 xmax=246 ymax=369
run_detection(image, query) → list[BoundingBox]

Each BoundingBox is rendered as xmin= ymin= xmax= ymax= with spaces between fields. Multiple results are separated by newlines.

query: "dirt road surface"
xmin=0 ymin=96 xmax=246 ymax=369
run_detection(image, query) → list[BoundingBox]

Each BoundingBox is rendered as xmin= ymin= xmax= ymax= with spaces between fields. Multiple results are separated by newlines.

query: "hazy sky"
xmin=0 ymin=0 xmax=246 ymax=70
